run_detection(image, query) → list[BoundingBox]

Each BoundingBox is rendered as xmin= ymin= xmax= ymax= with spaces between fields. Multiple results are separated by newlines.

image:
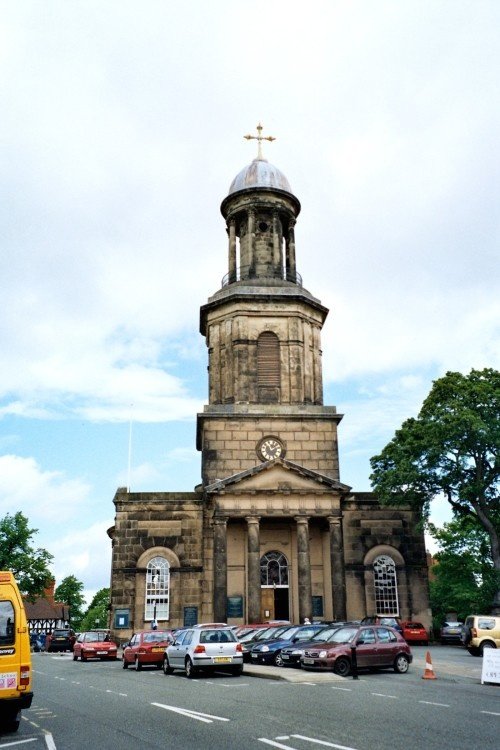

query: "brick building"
xmin=108 ymin=133 xmax=431 ymax=638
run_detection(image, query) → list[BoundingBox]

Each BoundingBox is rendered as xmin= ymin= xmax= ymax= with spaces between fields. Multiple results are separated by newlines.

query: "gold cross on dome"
xmin=244 ymin=122 xmax=276 ymax=160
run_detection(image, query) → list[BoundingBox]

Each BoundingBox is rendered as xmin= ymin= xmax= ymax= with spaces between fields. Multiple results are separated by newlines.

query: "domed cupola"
xmin=220 ymin=124 xmax=301 ymax=287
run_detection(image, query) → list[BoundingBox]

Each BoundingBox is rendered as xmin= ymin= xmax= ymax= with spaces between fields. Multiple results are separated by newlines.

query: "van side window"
xmin=478 ymin=618 xmax=495 ymax=630
xmin=0 ymin=601 xmax=15 ymax=645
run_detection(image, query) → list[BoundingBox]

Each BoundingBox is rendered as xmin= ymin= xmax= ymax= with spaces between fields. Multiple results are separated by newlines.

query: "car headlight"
xmin=319 ymin=650 xmax=327 ymax=658
xmin=261 ymin=645 xmax=269 ymax=652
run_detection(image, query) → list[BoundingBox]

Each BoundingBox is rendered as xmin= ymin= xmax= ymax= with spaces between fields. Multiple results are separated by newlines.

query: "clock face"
xmin=259 ymin=437 xmax=284 ymax=461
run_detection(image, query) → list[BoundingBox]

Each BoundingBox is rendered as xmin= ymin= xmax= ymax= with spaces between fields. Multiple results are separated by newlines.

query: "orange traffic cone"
xmin=422 ymin=650 xmax=437 ymax=680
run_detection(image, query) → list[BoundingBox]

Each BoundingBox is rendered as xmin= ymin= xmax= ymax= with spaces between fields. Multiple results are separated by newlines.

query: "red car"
xmin=300 ymin=624 xmax=413 ymax=676
xmin=122 ymin=629 xmax=174 ymax=670
xmin=73 ymin=631 xmax=118 ymax=661
xmin=401 ymin=621 xmax=428 ymax=645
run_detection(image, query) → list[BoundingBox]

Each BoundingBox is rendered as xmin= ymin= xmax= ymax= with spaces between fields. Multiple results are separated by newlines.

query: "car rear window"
xmin=143 ymin=631 xmax=172 ymax=643
xmin=200 ymin=629 xmax=236 ymax=643
xmin=405 ymin=622 xmax=424 ymax=628
xmin=0 ymin=601 xmax=15 ymax=645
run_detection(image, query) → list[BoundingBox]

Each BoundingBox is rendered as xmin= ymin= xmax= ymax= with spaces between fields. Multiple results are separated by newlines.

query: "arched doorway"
xmin=260 ymin=551 xmax=289 ymax=621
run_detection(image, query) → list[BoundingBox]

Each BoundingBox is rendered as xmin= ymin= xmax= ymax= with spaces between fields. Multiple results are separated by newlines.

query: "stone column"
xmin=213 ymin=516 xmax=228 ymax=622
xmin=247 ymin=209 xmax=255 ymax=275
xmin=288 ymin=219 xmax=296 ymax=281
xmin=246 ymin=516 xmax=261 ymax=623
xmin=328 ymin=515 xmax=346 ymax=620
xmin=228 ymin=219 xmax=237 ymax=283
xmin=272 ymin=211 xmax=281 ymax=277
xmin=295 ymin=516 xmax=312 ymax=622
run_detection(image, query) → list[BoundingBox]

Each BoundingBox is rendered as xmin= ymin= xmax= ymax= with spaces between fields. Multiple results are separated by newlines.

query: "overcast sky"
xmin=1 ymin=1 xmax=499 ymax=602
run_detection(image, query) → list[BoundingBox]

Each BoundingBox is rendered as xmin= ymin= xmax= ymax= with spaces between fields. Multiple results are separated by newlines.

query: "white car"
xmin=163 ymin=626 xmax=244 ymax=678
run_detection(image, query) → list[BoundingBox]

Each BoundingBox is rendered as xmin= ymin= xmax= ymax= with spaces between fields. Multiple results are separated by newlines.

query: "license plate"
xmin=97 ymin=651 xmax=107 ymax=655
xmin=214 ymin=657 xmax=231 ymax=663
xmin=448 ymin=629 xmax=458 ymax=634
xmin=152 ymin=647 xmax=164 ymax=652
xmin=282 ymin=654 xmax=289 ymax=659
xmin=302 ymin=657 xmax=314 ymax=665
xmin=251 ymin=654 xmax=258 ymax=659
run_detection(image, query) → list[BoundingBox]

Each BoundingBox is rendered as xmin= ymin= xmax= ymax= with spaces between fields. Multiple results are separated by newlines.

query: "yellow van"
xmin=0 ymin=571 xmax=33 ymax=732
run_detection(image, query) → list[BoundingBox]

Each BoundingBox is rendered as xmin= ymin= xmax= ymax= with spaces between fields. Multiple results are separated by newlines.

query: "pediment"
xmin=205 ymin=458 xmax=351 ymax=494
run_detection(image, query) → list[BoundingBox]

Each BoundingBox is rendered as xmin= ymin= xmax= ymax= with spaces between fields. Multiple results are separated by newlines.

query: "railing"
xmin=221 ymin=265 xmax=302 ymax=287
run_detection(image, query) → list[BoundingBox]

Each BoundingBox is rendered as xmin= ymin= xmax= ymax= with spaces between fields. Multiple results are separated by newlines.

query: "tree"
xmin=80 ymin=588 xmax=110 ymax=631
xmin=55 ymin=575 xmax=85 ymax=629
xmin=0 ymin=511 xmax=53 ymax=598
xmin=428 ymin=517 xmax=497 ymax=627
xmin=370 ymin=368 xmax=500 ymax=611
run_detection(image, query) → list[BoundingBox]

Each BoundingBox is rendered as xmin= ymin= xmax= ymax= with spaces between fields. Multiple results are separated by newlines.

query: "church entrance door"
xmin=259 ymin=587 xmax=289 ymax=622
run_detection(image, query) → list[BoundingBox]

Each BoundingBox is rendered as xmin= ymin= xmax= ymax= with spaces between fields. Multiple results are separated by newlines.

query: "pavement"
xmin=243 ymin=662 xmax=346 ymax=682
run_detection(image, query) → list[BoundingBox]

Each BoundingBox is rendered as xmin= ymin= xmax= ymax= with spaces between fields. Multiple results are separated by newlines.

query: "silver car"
xmin=163 ymin=627 xmax=244 ymax=678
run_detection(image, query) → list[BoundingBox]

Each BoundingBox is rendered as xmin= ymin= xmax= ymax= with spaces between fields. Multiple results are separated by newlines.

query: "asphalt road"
xmin=2 ymin=646 xmax=498 ymax=750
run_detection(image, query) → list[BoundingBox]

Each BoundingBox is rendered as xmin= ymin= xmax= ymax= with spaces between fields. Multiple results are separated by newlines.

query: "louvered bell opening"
xmin=258 ymin=332 xmax=280 ymax=403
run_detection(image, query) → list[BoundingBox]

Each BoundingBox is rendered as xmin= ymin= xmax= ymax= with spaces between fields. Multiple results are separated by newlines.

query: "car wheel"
xmin=334 ymin=657 xmax=351 ymax=677
xmin=231 ymin=665 xmax=243 ymax=676
xmin=163 ymin=656 xmax=174 ymax=675
xmin=3 ymin=710 xmax=20 ymax=733
xmin=481 ymin=641 xmax=496 ymax=655
xmin=73 ymin=651 xmax=78 ymax=661
xmin=81 ymin=652 xmax=87 ymax=662
xmin=134 ymin=657 xmax=142 ymax=671
xmin=394 ymin=654 xmax=409 ymax=673
xmin=122 ymin=657 xmax=129 ymax=669
xmin=185 ymin=657 xmax=197 ymax=678
xmin=467 ymin=647 xmax=481 ymax=657
xmin=273 ymin=651 xmax=284 ymax=667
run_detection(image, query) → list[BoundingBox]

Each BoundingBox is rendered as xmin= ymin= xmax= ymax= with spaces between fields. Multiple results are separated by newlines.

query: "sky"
xmin=1 ymin=1 xmax=499 ymax=603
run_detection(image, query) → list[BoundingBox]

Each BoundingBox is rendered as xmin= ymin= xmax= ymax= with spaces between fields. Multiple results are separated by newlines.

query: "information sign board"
xmin=481 ymin=648 xmax=500 ymax=684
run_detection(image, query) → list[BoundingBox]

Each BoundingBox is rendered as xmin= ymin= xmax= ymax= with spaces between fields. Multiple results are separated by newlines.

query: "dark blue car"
xmin=250 ymin=624 xmax=326 ymax=666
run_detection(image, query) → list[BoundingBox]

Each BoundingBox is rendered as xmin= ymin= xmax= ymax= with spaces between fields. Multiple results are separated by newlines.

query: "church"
xmin=108 ymin=126 xmax=430 ymax=636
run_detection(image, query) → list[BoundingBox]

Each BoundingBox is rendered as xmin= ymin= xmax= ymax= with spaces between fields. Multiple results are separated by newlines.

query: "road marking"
xmin=258 ymin=741 xmax=296 ymax=749
xmin=418 ymin=701 xmax=450 ymax=707
xmin=331 ymin=687 xmax=352 ymax=691
xmin=481 ymin=710 xmax=500 ymax=716
xmin=371 ymin=693 xmax=397 ymax=699
xmin=152 ymin=702 xmax=230 ymax=724
xmin=292 ymin=735 xmax=359 ymax=749
xmin=0 ymin=740 xmax=38 ymax=748
xmin=44 ymin=734 xmax=57 ymax=750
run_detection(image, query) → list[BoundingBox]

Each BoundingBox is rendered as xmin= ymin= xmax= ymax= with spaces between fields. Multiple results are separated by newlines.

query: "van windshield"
xmin=0 ymin=601 xmax=15 ymax=645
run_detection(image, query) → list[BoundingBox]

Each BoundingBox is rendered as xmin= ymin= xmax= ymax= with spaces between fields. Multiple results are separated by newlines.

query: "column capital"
xmin=213 ymin=515 xmax=228 ymax=526
xmin=245 ymin=515 xmax=261 ymax=525
xmin=294 ymin=515 xmax=310 ymax=525
xmin=327 ymin=514 xmax=343 ymax=526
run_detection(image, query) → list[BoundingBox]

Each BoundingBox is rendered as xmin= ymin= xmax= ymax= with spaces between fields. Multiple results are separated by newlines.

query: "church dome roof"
xmin=228 ymin=158 xmax=292 ymax=195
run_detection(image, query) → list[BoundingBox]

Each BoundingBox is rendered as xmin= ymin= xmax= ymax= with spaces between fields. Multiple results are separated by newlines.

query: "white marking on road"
xmin=480 ymin=710 xmax=500 ymax=716
xmin=418 ymin=701 xmax=450 ymax=707
xmin=44 ymin=733 xmax=57 ymax=750
xmin=0 ymin=740 xmax=38 ymax=748
xmin=119 ymin=693 xmax=127 ymax=697
xmin=291 ymin=736 xmax=360 ymax=749
xmin=371 ymin=692 xmax=397 ymax=699
xmin=258 ymin=740 xmax=296 ymax=749
xmin=152 ymin=702 xmax=230 ymax=724
xmin=331 ymin=687 xmax=352 ymax=692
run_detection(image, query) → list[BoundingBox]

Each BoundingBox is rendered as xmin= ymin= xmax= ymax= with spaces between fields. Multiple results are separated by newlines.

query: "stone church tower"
xmin=108 ymin=128 xmax=430 ymax=636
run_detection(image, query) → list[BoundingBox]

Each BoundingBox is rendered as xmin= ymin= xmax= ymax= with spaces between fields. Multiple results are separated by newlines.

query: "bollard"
xmin=350 ymin=645 xmax=359 ymax=680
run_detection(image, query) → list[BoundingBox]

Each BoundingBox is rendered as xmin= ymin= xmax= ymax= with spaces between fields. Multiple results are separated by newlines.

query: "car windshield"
xmin=312 ymin=627 xmax=339 ymax=642
xmin=254 ymin=626 xmax=285 ymax=641
xmin=326 ymin=627 xmax=358 ymax=644
xmin=276 ymin=626 xmax=300 ymax=640
xmin=87 ymin=632 xmax=109 ymax=642
xmin=444 ymin=622 xmax=461 ymax=628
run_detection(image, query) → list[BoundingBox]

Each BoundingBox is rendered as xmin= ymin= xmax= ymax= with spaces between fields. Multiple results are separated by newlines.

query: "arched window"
xmin=373 ymin=555 xmax=399 ymax=616
xmin=257 ymin=332 xmax=280 ymax=402
xmin=260 ymin=551 xmax=289 ymax=587
xmin=145 ymin=557 xmax=170 ymax=621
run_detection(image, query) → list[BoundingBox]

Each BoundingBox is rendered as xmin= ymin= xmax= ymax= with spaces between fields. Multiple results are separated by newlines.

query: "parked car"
xmin=163 ymin=626 xmax=243 ymax=678
xmin=301 ymin=624 xmax=413 ymax=676
xmin=401 ymin=621 xmax=428 ymax=645
xmin=122 ymin=629 xmax=175 ymax=670
xmin=360 ymin=616 xmax=403 ymax=634
xmin=462 ymin=615 xmax=500 ymax=656
xmin=73 ymin=631 xmax=118 ymax=661
xmin=250 ymin=624 xmax=326 ymax=666
xmin=238 ymin=625 xmax=290 ymax=661
xmin=281 ymin=623 xmax=358 ymax=667
xmin=46 ymin=628 xmax=76 ymax=652
xmin=440 ymin=621 xmax=464 ymax=645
